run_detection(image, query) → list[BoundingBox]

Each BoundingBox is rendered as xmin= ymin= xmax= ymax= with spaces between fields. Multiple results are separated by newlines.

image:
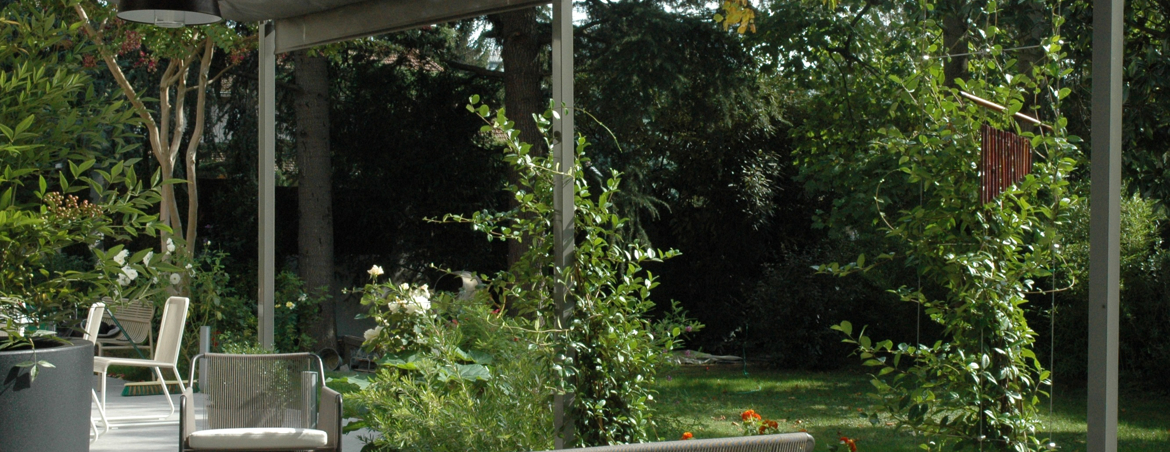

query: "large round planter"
xmin=0 ymin=338 xmax=93 ymax=452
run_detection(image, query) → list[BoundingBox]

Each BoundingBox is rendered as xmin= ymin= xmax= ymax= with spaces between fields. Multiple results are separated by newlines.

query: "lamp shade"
xmin=117 ymin=0 xmax=222 ymax=28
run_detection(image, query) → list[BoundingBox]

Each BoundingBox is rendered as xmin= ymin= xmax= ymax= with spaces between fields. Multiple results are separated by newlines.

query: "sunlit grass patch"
xmin=656 ymin=365 xmax=1170 ymax=451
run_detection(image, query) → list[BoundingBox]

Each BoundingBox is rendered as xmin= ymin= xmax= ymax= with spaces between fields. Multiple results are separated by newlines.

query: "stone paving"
xmin=90 ymin=376 xmax=371 ymax=452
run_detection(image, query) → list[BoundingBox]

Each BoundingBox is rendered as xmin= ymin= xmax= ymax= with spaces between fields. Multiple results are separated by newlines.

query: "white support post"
xmin=551 ymin=0 xmax=575 ymax=447
xmin=1088 ymin=0 xmax=1123 ymax=450
xmin=258 ymin=21 xmax=276 ymax=350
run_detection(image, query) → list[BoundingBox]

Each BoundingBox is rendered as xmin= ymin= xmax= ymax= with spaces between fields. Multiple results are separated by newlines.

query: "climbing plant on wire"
xmin=819 ymin=0 xmax=1080 ymax=450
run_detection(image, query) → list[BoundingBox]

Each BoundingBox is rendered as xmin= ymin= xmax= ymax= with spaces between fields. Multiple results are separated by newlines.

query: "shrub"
xmin=1044 ymin=188 xmax=1170 ymax=390
xmin=352 ymin=99 xmax=699 ymax=450
xmin=354 ymin=284 xmax=556 ymax=452
xmin=1 ymin=2 xmax=166 ymax=352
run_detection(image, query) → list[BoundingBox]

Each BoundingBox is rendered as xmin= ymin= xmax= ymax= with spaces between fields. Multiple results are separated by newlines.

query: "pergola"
xmin=208 ymin=0 xmax=1124 ymax=450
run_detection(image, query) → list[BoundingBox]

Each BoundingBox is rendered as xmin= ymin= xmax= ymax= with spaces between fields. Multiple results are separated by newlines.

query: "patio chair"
xmin=538 ymin=433 xmax=815 ymax=452
xmin=93 ymin=296 xmax=189 ymax=424
xmin=180 ymin=353 xmax=343 ymax=451
xmin=97 ymin=298 xmax=155 ymax=358
xmin=82 ymin=302 xmax=110 ymax=437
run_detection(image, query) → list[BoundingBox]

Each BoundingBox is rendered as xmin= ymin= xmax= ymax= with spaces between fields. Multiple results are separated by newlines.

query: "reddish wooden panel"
xmin=980 ymin=124 xmax=1032 ymax=204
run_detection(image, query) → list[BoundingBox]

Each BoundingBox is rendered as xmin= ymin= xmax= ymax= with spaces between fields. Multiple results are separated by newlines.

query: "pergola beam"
xmin=1088 ymin=0 xmax=1123 ymax=449
xmin=274 ymin=0 xmax=550 ymax=54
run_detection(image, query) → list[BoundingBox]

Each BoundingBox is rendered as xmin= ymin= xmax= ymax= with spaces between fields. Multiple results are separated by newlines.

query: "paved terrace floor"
xmin=91 ymin=376 xmax=372 ymax=452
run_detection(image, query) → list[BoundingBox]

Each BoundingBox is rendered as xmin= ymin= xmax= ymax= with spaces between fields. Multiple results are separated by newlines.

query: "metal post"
xmin=258 ymin=21 xmax=276 ymax=350
xmin=1088 ymin=0 xmax=1123 ymax=449
xmin=199 ymin=325 xmax=210 ymax=391
xmin=551 ymin=0 xmax=575 ymax=447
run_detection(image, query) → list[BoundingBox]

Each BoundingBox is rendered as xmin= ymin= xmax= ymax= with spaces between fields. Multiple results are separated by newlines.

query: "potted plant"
xmin=0 ymin=3 xmax=170 ymax=450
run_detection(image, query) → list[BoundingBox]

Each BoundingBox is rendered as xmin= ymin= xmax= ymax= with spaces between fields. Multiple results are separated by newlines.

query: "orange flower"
xmin=758 ymin=425 xmax=767 ymax=434
xmin=741 ymin=409 xmax=761 ymax=421
xmin=839 ymin=436 xmax=857 ymax=452
xmin=766 ymin=420 xmax=779 ymax=429
xmin=681 ymin=432 xmax=694 ymax=440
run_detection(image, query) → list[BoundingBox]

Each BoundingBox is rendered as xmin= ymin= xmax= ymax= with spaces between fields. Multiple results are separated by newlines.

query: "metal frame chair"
xmin=180 ymin=353 xmax=342 ymax=451
xmin=82 ymin=302 xmax=110 ymax=438
xmin=93 ymin=296 xmax=189 ymax=426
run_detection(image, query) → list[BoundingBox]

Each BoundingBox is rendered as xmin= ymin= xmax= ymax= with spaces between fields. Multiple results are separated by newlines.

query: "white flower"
xmin=143 ymin=251 xmax=153 ymax=266
xmin=166 ymin=238 xmax=176 ymax=253
xmin=117 ymin=274 xmax=131 ymax=286
xmin=387 ymin=300 xmax=402 ymax=314
xmin=113 ymin=250 xmax=129 ymax=266
xmin=411 ymin=294 xmax=431 ymax=312
xmin=285 ymin=301 xmax=295 ymax=309
xmin=169 ymin=273 xmax=182 ymax=285
xmin=121 ymin=266 xmax=138 ymax=281
xmin=185 ymin=263 xmax=195 ymax=276
xmin=363 ymin=326 xmax=383 ymax=342
xmin=368 ymin=265 xmax=384 ymax=277
xmin=298 ymin=293 xmax=307 ymax=302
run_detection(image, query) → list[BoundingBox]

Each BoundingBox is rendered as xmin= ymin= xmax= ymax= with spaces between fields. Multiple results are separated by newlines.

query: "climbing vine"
xmin=821 ymin=1 xmax=1080 ymax=450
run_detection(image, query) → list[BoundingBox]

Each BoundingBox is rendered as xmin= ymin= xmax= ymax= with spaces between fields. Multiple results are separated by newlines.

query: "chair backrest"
xmin=83 ymin=302 xmax=106 ymax=342
xmin=102 ymin=298 xmax=155 ymax=344
xmin=189 ymin=353 xmax=326 ymax=431
xmin=153 ymin=296 xmax=190 ymax=364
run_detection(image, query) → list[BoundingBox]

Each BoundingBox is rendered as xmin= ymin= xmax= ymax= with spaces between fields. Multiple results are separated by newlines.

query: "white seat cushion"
xmin=188 ymin=427 xmax=328 ymax=450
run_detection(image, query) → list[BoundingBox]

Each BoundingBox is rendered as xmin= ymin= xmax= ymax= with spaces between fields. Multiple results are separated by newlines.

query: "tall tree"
xmin=292 ymin=49 xmax=336 ymax=350
xmin=488 ymin=8 xmax=544 ymax=265
xmin=73 ymin=1 xmax=250 ymax=263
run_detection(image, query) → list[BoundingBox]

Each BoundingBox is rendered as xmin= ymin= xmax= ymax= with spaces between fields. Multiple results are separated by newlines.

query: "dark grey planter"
xmin=0 ymin=338 xmax=93 ymax=452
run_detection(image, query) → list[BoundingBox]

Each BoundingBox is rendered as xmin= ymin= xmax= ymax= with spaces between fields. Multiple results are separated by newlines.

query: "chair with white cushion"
xmin=180 ymin=353 xmax=342 ymax=452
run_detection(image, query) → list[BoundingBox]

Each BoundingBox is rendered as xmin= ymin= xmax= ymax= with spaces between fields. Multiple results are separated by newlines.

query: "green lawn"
xmin=655 ymin=365 xmax=1170 ymax=451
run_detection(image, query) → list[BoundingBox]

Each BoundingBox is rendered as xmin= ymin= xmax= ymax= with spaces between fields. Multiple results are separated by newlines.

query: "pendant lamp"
xmin=117 ymin=0 xmax=222 ymax=28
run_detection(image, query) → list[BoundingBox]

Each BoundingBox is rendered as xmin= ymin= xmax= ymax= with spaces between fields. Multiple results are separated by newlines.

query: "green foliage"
xmin=1 ymin=1 xmax=164 ymax=349
xmin=459 ymin=98 xmax=701 ymax=446
xmin=742 ymin=241 xmax=917 ymax=369
xmin=355 ymin=290 xmax=556 ymax=452
xmin=575 ymin=2 xmax=807 ymax=354
xmin=1046 ymin=188 xmax=1170 ymax=390
xmin=177 ymin=251 xmax=323 ymax=361
xmin=352 ymin=99 xmax=700 ymax=450
xmin=328 ymin=31 xmax=506 ymax=273
xmin=1058 ymin=0 xmax=1170 ymax=209
xmin=817 ymin=1 xmax=1081 ymax=450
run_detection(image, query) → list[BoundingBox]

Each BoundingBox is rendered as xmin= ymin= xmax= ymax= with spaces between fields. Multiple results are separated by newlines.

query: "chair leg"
xmin=91 ymin=389 xmax=110 ymax=436
xmin=171 ymin=366 xmax=187 ymax=393
xmin=153 ymin=366 xmax=176 ymax=418
xmin=98 ymin=370 xmax=108 ymax=418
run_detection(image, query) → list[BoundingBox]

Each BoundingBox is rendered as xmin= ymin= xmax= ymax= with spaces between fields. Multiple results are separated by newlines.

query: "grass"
xmin=655 ymin=365 xmax=1170 ymax=451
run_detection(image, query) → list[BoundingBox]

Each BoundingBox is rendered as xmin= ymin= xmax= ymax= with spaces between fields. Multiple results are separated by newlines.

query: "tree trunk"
xmin=489 ymin=8 xmax=544 ymax=266
xmin=941 ymin=0 xmax=969 ymax=87
xmin=293 ymin=50 xmax=336 ymax=351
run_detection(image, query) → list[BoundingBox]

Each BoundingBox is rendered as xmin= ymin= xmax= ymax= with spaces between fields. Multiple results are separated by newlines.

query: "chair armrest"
xmin=180 ymin=389 xmax=195 ymax=451
xmin=320 ymin=386 xmax=343 ymax=452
